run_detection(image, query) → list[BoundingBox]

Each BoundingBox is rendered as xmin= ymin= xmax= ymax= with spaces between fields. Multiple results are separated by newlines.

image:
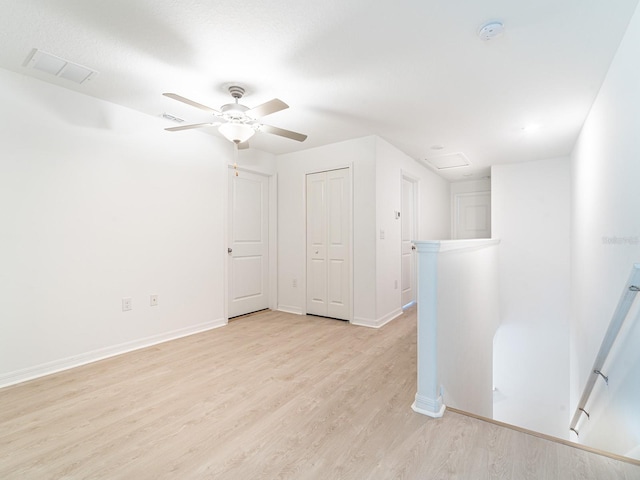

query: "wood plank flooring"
xmin=1 ymin=308 xmax=639 ymax=479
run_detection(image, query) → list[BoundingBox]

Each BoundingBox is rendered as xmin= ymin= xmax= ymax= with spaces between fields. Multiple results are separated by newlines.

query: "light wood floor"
xmin=1 ymin=308 xmax=639 ymax=479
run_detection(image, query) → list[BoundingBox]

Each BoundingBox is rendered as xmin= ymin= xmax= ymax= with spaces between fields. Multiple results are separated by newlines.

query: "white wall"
xmin=577 ymin=303 xmax=640 ymax=459
xmin=436 ymin=241 xmax=500 ymax=418
xmin=570 ymin=2 xmax=640 ymax=456
xmin=374 ymin=140 xmax=450 ymax=242
xmin=375 ymin=138 xmax=450 ymax=326
xmin=450 ymin=178 xmax=491 ymax=239
xmin=276 ymin=136 xmax=449 ymax=326
xmin=491 ymin=157 xmax=571 ymax=439
xmin=450 ymin=178 xmax=491 ymax=197
xmin=276 ymin=137 xmax=377 ymax=320
xmin=236 ymin=149 xmax=277 ymax=176
xmin=0 ymin=68 xmax=230 ymax=386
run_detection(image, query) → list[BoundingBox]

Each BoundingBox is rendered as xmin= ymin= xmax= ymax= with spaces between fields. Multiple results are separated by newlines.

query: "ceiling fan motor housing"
xmin=228 ymin=85 xmax=245 ymax=99
xmin=222 ymin=86 xmax=250 ymax=120
xmin=221 ymin=102 xmax=249 ymax=119
xmin=163 ymin=85 xmax=307 ymax=142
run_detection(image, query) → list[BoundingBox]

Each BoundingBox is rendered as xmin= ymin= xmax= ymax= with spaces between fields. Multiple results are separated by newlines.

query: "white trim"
xmin=304 ymin=164 xmax=354 ymax=321
xmin=378 ymin=307 xmax=404 ymax=327
xmin=226 ymin=165 xmax=275 ymax=318
xmin=451 ymin=190 xmax=491 ymax=239
xmin=226 ymin=164 xmax=272 ymax=175
xmin=351 ymin=316 xmax=376 ymax=327
xmin=223 ymin=147 xmax=233 ymax=323
xmin=412 ymin=399 xmax=446 ymax=418
xmin=352 ymin=308 xmax=403 ymax=328
xmin=277 ymin=305 xmax=304 ymax=315
xmin=414 ymin=238 xmax=500 ymax=254
xmin=269 ymin=173 xmax=278 ymax=311
xmin=401 ymin=171 xmax=419 ymax=309
xmin=349 ymin=162 xmax=354 ymax=323
xmin=0 ymin=318 xmax=226 ymax=389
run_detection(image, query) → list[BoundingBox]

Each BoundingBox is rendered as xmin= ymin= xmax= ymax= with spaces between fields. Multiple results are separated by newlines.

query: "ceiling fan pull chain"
xmin=234 ymin=141 xmax=239 ymax=176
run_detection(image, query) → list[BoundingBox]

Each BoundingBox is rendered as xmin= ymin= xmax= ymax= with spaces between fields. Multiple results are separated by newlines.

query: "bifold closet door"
xmin=306 ymin=168 xmax=351 ymax=320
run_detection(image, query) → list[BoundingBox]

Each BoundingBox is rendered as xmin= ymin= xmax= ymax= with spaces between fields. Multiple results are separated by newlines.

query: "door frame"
xmin=303 ymin=164 xmax=354 ymax=322
xmin=224 ymin=165 xmax=278 ymax=322
xmin=400 ymin=171 xmax=419 ymax=309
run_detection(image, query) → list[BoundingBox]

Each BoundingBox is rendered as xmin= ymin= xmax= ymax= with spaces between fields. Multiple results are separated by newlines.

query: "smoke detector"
xmin=478 ymin=21 xmax=504 ymax=41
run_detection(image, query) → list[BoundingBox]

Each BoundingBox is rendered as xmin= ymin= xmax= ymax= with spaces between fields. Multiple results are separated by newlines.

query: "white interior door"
xmin=306 ymin=168 xmax=351 ymax=320
xmin=306 ymin=172 xmax=327 ymax=315
xmin=228 ymin=169 xmax=269 ymax=318
xmin=453 ymin=191 xmax=491 ymax=239
xmin=401 ymin=176 xmax=417 ymax=307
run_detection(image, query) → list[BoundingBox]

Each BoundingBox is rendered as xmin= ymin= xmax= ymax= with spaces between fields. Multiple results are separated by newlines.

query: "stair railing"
xmin=569 ymin=263 xmax=640 ymax=437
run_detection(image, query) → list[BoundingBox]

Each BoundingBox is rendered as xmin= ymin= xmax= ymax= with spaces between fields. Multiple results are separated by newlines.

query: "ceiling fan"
xmin=162 ymin=86 xmax=307 ymax=148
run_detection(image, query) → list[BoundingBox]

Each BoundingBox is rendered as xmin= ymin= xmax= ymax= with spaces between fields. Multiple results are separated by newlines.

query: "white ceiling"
xmin=0 ymin=0 xmax=638 ymax=181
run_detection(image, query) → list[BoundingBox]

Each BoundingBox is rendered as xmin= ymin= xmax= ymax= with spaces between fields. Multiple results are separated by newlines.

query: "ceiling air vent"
xmin=424 ymin=152 xmax=471 ymax=170
xmin=161 ymin=113 xmax=185 ymax=123
xmin=24 ymin=48 xmax=98 ymax=84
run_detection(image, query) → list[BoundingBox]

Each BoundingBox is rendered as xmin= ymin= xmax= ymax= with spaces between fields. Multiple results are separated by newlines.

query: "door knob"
xmin=228 ymin=248 xmax=233 ymax=254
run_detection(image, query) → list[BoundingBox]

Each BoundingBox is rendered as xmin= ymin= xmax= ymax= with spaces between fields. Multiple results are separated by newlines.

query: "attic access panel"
xmin=424 ymin=152 xmax=471 ymax=170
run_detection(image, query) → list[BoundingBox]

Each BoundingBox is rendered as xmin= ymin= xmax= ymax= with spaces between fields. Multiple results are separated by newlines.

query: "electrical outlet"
xmin=150 ymin=294 xmax=158 ymax=306
xmin=380 ymin=229 xmax=385 ymax=240
xmin=292 ymin=279 xmax=297 ymax=288
xmin=122 ymin=297 xmax=132 ymax=312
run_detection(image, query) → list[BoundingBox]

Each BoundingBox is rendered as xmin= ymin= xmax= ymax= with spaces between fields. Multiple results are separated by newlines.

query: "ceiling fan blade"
xmin=259 ymin=124 xmax=307 ymax=142
xmin=238 ymin=141 xmax=250 ymax=150
xmin=165 ymin=122 xmax=218 ymax=132
xmin=163 ymin=93 xmax=220 ymax=114
xmin=246 ymin=99 xmax=288 ymax=118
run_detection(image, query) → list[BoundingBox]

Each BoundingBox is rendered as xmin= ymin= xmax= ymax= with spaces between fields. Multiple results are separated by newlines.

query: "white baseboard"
xmin=377 ymin=308 xmax=404 ymax=327
xmin=412 ymin=400 xmax=446 ymax=418
xmin=0 ymin=318 xmax=226 ymax=389
xmin=351 ymin=316 xmax=377 ymax=328
xmin=277 ymin=305 xmax=304 ymax=315
xmin=352 ymin=308 xmax=403 ymax=328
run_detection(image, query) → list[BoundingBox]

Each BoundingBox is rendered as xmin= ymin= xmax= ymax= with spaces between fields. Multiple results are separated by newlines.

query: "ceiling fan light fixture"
xmin=163 ymin=86 xmax=306 ymax=143
xmin=219 ymin=122 xmax=255 ymax=144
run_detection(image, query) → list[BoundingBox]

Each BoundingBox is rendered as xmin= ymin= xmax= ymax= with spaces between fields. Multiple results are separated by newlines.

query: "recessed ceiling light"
xmin=521 ymin=123 xmax=540 ymax=133
xmin=478 ymin=21 xmax=504 ymax=41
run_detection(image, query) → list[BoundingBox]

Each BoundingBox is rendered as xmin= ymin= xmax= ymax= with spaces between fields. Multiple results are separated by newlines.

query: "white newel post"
xmin=411 ymin=241 xmax=445 ymax=418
